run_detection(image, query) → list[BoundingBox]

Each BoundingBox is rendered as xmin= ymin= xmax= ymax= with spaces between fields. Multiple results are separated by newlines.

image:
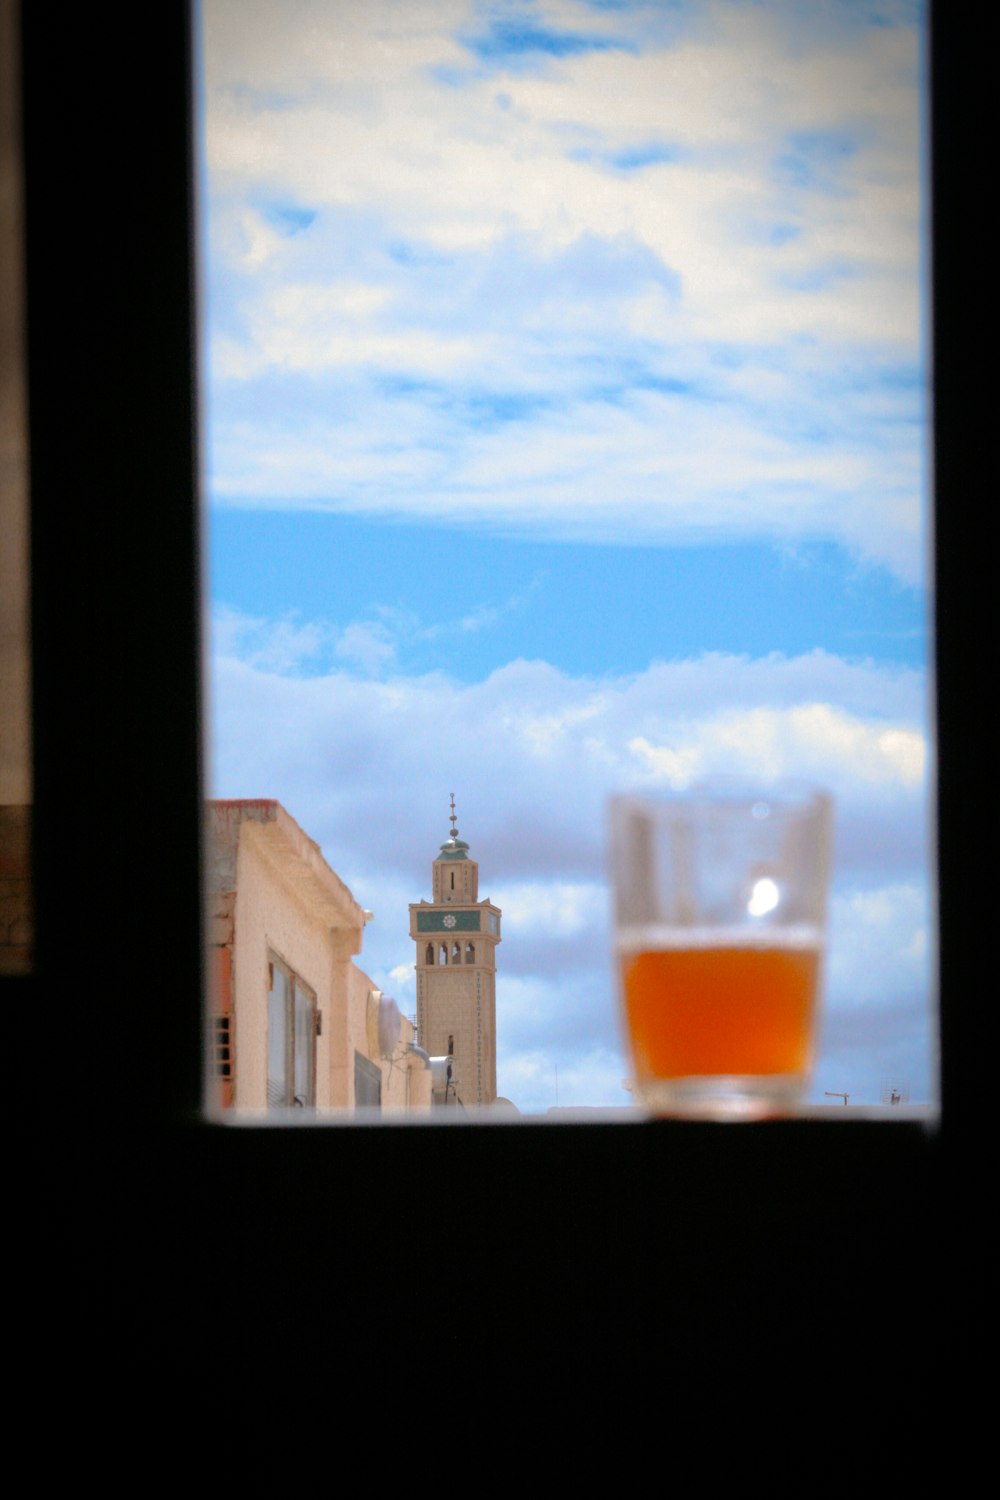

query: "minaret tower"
xmin=409 ymin=796 xmax=501 ymax=1107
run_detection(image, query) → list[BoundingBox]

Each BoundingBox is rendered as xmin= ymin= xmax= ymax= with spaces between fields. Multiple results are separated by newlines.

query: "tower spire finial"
xmin=449 ymin=791 xmax=458 ymax=840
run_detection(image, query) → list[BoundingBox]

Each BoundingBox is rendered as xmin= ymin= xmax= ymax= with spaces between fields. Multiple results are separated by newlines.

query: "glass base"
xmin=633 ymin=1074 xmax=807 ymax=1121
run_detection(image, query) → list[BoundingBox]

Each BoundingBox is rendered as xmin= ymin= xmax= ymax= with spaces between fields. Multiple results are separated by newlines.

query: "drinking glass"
xmin=609 ymin=785 xmax=832 ymax=1119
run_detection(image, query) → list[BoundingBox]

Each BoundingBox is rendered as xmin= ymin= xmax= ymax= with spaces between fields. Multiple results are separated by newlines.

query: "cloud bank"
xmin=210 ymin=614 xmax=934 ymax=1110
xmin=201 ymin=0 xmax=927 ymax=584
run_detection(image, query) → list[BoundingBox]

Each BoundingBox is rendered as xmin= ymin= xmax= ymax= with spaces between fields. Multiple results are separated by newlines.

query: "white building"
xmin=206 ymin=799 xmax=430 ymax=1115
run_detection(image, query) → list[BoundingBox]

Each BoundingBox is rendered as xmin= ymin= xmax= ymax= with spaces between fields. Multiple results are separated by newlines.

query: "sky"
xmin=198 ymin=0 xmax=933 ymax=1112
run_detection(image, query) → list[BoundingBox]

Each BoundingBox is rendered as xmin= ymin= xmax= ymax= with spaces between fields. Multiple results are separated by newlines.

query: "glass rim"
xmin=608 ymin=778 xmax=831 ymax=815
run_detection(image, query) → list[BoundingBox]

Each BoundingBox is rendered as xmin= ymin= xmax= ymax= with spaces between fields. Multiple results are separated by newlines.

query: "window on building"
xmin=354 ymin=1051 xmax=381 ymax=1110
xmin=213 ymin=1014 xmax=233 ymax=1084
xmin=267 ymin=956 xmax=317 ymax=1108
xmin=12 ymin=7 xmax=953 ymax=1374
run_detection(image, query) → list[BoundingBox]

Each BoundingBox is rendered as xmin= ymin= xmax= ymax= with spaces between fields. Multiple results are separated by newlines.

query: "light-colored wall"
xmin=344 ymin=962 xmax=430 ymax=1113
xmin=433 ymin=856 xmax=478 ymax=903
xmin=206 ymin=800 xmax=430 ymax=1116
xmin=416 ymin=963 xmax=497 ymax=1107
xmin=232 ymin=818 xmax=343 ymax=1109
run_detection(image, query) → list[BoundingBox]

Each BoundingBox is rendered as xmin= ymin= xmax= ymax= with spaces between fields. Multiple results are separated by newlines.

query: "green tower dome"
xmin=438 ymin=836 xmax=470 ymax=861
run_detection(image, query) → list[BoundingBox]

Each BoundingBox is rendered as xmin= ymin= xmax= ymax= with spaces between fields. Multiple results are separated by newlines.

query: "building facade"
xmin=409 ymin=799 xmax=501 ymax=1107
xmin=207 ymin=799 xmax=430 ymax=1115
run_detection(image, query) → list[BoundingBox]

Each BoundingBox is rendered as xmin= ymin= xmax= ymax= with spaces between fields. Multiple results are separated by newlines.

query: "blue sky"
xmin=199 ymin=0 xmax=933 ymax=1111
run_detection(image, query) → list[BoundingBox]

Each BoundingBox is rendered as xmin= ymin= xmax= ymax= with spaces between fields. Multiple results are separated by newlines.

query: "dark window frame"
xmin=15 ymin=3 xmax=972 ymax=1388
xmin=267 ymin=954 xmax=318 ymax=1109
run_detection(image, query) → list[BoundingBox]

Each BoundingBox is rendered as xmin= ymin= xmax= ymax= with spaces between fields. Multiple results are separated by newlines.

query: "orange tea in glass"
xmin=609 ymin=787 xmax=832 ymax=1118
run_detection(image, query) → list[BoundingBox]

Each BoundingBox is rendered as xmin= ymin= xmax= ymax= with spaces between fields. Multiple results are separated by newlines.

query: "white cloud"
xmin=201 ymin=0 xmax=927 ymax=583
xmin=236 ymin=208 xmax=285 ymax=269
xmin=207 ymin=373 xmax=925 ymax=582
xmin=334 ymin=620 xmax=397 ymax=675
xmin=631 ymin=701 xmax=925 ymax=789
xmin=493 ymin=880 xmax=604 ymax=939
xmin=226 ymin=278 xmax=480 ymax=377
xmin=204 ymin=0 xmax=920 ymax=338
xmin=211 ymin=603 xmax=329 ymax=672
xmin=817 ymin=876 xmax=935 ymax=1104
xmin=826 ymin=882 xmax=931 ymax=1010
